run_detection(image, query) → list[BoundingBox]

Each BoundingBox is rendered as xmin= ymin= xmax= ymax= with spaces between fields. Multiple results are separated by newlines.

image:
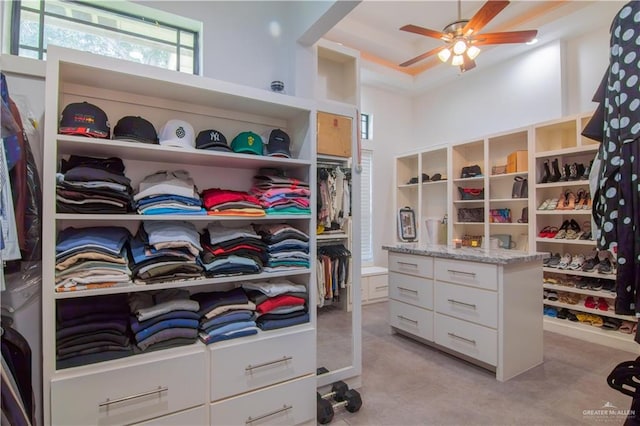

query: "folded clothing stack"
xmin=130 ymin=221 xmax=203 ymax=284
xmin=56 ymin=155 xmax=133 ymax=214
xmin=134 ymin=170 xmax=205 ymax=215
xmin=199 ymin=223 xmax=267 ymax=277
xmin=243 ymin=279 xmax=309 ymax=331
xmin=192 ymin=287 xmax=258 ymax=344
xmin=55 ymin=226 xmax=132 ymax=292
xmin=201 ymin=187 xmax=265 ymax=216
xmin=56 ymin=294 xmax=132 ymax=369
xmin=128 ymin=289 xmax=200 ymax=352
xmin=253 ymin=223 xmax=310 ymax=271
xmin=251 ymin=174 xmax=311 ymax=215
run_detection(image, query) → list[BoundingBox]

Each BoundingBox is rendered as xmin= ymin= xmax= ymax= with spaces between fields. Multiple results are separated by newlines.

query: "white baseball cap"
xmin=158 ymin=119 xmax=195 ymax=149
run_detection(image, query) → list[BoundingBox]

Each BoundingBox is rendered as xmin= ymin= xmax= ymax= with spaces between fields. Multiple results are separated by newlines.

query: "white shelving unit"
xmin=42 ymin=47 xmax=317 ymax=425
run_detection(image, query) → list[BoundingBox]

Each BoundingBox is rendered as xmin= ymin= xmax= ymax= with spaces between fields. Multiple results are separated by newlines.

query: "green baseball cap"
xmin=231 ymin=131 xmax=263 ymax=155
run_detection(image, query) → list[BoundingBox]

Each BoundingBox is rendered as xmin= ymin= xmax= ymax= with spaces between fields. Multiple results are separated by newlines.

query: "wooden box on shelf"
xmin=507 ymin=150 xmax=528 ymax=173
xmin=317 ymin=111 xmax=352 ymax=158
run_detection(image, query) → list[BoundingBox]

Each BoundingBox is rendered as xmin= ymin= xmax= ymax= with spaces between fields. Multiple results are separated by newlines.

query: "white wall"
xmin=360 ymin=85 xmax=413 ymax=267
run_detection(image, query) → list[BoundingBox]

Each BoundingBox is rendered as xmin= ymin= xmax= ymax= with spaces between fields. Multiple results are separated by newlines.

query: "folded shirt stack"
xmin=192 ymin=287 xmax=259 ymax=344
xmin=134 ymin=170 xmax=205 ymax=215
xmin=201 ymin=188 xmax=265 ymax=217
xmin=199 ymin=223 xmax=267 ymax=277
xmin=243 ymin=279 xmax=309 ymax=331
xmin=129 ymin=221 xmax=204 ymax=284
xmin=251 ymin=174 xmax=311 ymax=215
xmin=55 ymin=226 xmax=132 ymax=292
xmin=128 ymin=289 xmax=200 ymax=352
xmin=56 ymin=294 xmax=132 ymax=369
xmin=253 ymin=223 xmax=310 ymax=271
xmin=56 ymin=155 xmax=134 ymax=214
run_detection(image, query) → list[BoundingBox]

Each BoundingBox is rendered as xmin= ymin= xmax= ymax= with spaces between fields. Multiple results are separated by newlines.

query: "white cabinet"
xmin=362 ymin=266 xmax=388 ymax=305
xmin=387 ymin=249 xmax=544 ymax=382
xmin=42 ymin=47 xmax=316 ymax=425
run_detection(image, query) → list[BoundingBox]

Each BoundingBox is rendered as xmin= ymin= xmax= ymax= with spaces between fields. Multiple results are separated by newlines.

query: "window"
xmin=360 ymin=150 xmax=373 ymax=263
xmin=361 ymin=113 xmax=371 ymax=140
xmin=10 ymin=0 xmax=199 ymax=74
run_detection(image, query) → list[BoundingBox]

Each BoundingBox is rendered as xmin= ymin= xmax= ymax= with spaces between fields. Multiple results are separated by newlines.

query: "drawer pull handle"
xmin=99 ymin=386 xmax=167 ymax=408
xmin=447 ymin=269 xmax=476 ymax=277
xmin=246 ymin=404 xmax=293 ymax=424
xmin=397 ymin=261 xmax=418 ymax=268
xmin=447 ymin=299 xmax=477 ymax=309
xmin=398 ymin=286 xmax=418 ymax=294
xmin=246 ymin=356 xmax=293 ymax=372
xmin=375 ymin=286 xmax=388 ymax=291
xmin=398 ymin=315 xmax=418 ymax=325
xmin=448 ymin=332 xmax=476 ymax=345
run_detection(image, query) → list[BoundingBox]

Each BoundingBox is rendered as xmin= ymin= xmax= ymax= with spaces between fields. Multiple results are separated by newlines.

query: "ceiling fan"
xmin=399 ymin=0 xmax=538 ymax=72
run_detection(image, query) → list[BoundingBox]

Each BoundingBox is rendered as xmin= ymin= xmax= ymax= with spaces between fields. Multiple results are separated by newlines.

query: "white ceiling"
xmin=323 ymin=0 xmax=626 ymax=94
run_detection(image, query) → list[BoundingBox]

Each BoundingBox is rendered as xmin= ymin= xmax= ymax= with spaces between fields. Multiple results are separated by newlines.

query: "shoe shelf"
xmin=490 ymin=198 xmax=528 ymax=202
xmin=453 ymin=200 xmax=485 ymax=204
xmin=490 ymin=223 xmax=528 ymax=227
xmin=489 ymin=172 xmax=528 ymax=180
xmin=534 ymin=145 xmax=599 ymax=159
xmin=452 ymin=176 xmax=484 ymax=183
xmin=535 ymin=238 xmax=596 ymax=246
xmin=542 ymin=267 xmax=616 ymax=280
xmin=535 ymin=181 xmax=590 ymax=189
xmin=422 ymin=180 xmax=447 ymax=186
xmin=543 ymin=317 xmax=638 ymax=353
xmin=453 ymin=222 xmax=485 ymax=225
xmin=535 ymin=209 xmax=592 ymax=215
xmin=543 ymin=300 xmax=636 ymax=322
xmin=543 ymin=283 xmax=615 ymax=299
xmin=398 ymin=183 xmax=419 ymax=189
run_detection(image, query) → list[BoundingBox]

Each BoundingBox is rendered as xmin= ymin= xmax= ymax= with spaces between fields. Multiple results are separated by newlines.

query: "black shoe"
xmin=550 ymin=158 xmax=562 ymax=182
xmin=561 ymin=164 xmax=571 ymax=181
xmin=581 ymin=160 xmax=592 ymax=180
xmin=568 ymin=163 xmax=580 ymax=180
xmin=598 ymin=258 xmax=613 ymax=274
xmin=541 ymin=160 xmax=551 ymax=184
xmin=582 ymin=252 xmax=600 ymax=272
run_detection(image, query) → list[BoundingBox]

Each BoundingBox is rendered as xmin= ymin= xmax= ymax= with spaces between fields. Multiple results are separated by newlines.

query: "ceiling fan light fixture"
xmin=467 ymin=45 xmax=481 ymax=60
xmin=451 ymin=55 xmax=464 ymax=66
xmin=453 ymin=39 xmax=467 ymax=55
xmin=437 ymin=47 xmax=452 ymax=62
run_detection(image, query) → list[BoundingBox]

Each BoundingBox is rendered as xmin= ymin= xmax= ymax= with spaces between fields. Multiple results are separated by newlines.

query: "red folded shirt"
xmin=257 ymin=294 xmax=306 ymax=314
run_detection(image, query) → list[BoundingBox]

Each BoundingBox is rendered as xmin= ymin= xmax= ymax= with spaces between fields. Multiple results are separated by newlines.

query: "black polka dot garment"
xmin=593 ymin=1 xmax=640 ymax=334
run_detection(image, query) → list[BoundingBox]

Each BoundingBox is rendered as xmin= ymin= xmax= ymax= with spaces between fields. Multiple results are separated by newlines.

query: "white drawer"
xmin=435 ymin=258 xmax=498 ymax=291
xmin=389 ymin=300 xmax=433 ymax=341
xmin=368 ymin=274 xmax=389 ymax=300
xmin=51 ymin=348 xmax=207 ymax=426
xmin=210 ymin=375 xmax=315 ymax=426
xmin=134 ymin=405 xmax=207 ymax=425
xmin=435 ymin=281 xmax=498 ymax=329
xmin=389 ymin=272 xmax=433 ymax=309
xmin=210 ymin=327 xmax=315 ymax=401
xmin=388 ymin=252 xmax=433 ymax=278
xmin=435 ymin=314 xmax=497 ymax=366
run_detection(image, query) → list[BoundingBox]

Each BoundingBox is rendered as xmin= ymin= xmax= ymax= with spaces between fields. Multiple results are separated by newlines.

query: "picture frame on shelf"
xmin=398 ymin=206 xmax=417 ymax=241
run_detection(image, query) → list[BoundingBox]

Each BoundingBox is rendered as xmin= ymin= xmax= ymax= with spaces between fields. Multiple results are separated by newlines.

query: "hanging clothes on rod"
xmin=317 ymin=165 xmax=351 ymax=233
xmin=316 ymin=244 xmax=351 ymax=307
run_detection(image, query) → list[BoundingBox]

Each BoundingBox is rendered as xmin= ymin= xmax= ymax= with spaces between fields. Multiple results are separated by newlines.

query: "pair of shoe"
xmin=575 ymin=312 xmax=604 ymax=327
xmin=557 ymin=308 xmax=579 ymax=321
xmin=544 ymin=252 xmax=561 ymax=267
xmin=585 ymin=296 xmax=610 ymax=311
xmin=582 ymin=250 xmax=616 ymax=274
xmin=555 ymin=219 xmax=581 ymax=239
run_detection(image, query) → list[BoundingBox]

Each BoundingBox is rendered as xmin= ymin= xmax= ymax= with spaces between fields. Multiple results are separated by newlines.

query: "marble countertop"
xmin=382 ymin=244 xmax=549 ymax=265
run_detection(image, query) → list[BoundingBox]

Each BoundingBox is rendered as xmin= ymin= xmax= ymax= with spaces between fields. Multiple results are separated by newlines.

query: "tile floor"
xmin=328 ymin=301 xmax=638 ymax=425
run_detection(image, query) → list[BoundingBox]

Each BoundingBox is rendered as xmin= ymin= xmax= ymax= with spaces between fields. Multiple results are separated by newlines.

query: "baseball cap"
xmin=231 ymin=131 xmax=263 ymax=155
xmin=266 ymin=129 xmax=291 ymax=158
xmin=59 ymin=102 xmax=110 ymax=138
xmin=196 ymin=129 xmax=231 ymax=152
xmin=158 ymin=119 xmax=195 ymax=149
xmin=113 ymin=116 xmax=158 ymax=144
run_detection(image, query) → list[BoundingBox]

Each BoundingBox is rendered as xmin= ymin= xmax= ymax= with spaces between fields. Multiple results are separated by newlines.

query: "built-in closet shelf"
xmin=422 ymin=180 xmax=447 ymax=186
xmin=543 ymin=267 xmax=616 ymax=280
xmin=398 ymin=183 xmax=419 ymax=189
xmin=535 ymin=181 xmax=590 ymax=189
xmin=452 ymin=176 xmax=484 ymax=183
xmin=535 ymin=145 xmax=599 ymax=159
xmin=55 ymin=213 xmax=311 ymax=221
xmin=453 ymin=222 xmax=485 ymax=225
xmin=489 ymin=172 xmax=528 ymax=180
xmin=543 ymin=283 xmax=616 ymax=299
xmin=535 ymin=238 xmax=596 ymax=246
xmin=53 ymin=269 xmax=312 ymax=299
xmin=57 ymin=136 xmax=312 ymax=170
xmin=453 ymin=200 xmax=485 ymax=204
xmin=489 ymin=198 xmax=528 ymax=202
xmin=544 ymin=300 xmax=636 ymax=322
xmin=489 ymin=223 xmax=528 ymax=227
xmin=317 ymin=233 xmax=349 ymax=240
xmin=543 ymin=317 xmax=638 ymax=353
xmin=535 ymin=210 xmax=592 ymax=215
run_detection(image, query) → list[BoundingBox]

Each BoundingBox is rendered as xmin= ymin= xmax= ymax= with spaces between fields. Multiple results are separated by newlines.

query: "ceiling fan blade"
xmin=473 ymin=30 xmax=538 ymax=45
xmin=399 ymin=45 xmax=446 ymax=67
xmin=460 ymin=56 xmax=476 ymax=73
xmin=462 ymin=0 xmax=510 ymax=35
xmin=400 ymin=24 xmax=450 ymax=41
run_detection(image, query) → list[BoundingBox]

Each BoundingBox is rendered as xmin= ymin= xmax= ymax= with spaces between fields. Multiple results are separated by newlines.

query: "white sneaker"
xmin=557 ymin=253 xmax=572 ymax=270
xmin=568 ymin=253 xmax=585 ymax=270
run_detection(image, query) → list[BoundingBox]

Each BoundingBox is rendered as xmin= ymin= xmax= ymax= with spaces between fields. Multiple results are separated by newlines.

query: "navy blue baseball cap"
xmin=59 ymin=102 xmax=110 ymax=138
xmin=266 ymin=129 xmax=291 ymax=158
xmin=196 ymin=129 xmax=231 ymax=152
xmin=113 ymin=116 xmax=158 ymax=144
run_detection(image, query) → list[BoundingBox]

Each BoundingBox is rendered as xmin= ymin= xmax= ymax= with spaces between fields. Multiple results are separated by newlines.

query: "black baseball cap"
xmin=113 ymin=116 xmax=158 ymax=144
xmin=196 ymin=129 xmax=231 ymax=152
xmin=266 ymin=129 xmax=291 ymax=158
xmin=59 ymin=102 xmax=110 ymax=138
